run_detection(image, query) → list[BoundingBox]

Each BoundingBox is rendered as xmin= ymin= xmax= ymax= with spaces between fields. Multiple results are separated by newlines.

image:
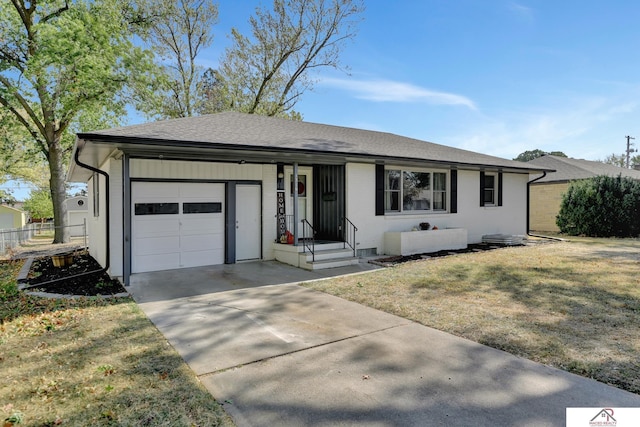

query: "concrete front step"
xmin=300 ymin=248 xmax=354 ymax=262
xmin=299 ymin=247 xmax=358 ymax=270
xmin=300 ymin=256 xmax=361 ymax=271
xmin=273 ymin=241 xmax=359 ymax=270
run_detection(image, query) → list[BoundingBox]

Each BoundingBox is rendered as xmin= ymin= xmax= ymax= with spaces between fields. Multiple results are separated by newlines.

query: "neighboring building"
xmin=0 ymin=204 xmax=27 ymax=230
xmin=527 ymin=155 xmax=640 ymax=232
xmin=64 ymin=196 xmax=89 ymax=237
xmin=67 ymin=112 xmax=551 ymax=285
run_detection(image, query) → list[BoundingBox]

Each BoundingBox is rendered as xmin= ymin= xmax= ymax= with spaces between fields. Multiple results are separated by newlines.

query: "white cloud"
xmin=320 ymin=77 xmax=477 ymax=110
xmin=508 ymin=2 xmax=534 ymax=21
xmin=440 ymin=95 xmax=640 ymax=160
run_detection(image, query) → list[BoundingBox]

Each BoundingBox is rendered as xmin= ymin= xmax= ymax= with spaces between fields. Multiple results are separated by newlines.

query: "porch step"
xmin=299 ymin=247 xmax=359 ymax=270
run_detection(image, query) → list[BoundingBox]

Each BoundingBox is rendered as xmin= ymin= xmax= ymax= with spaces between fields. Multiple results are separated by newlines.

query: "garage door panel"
xmin=132 ymin=182 xmax=227 ymax=274
xmin=180 ymin=249 xmax=224 ymax=267
xmin=134 ymin=236 xmax=180 ymax=256
xmin=180 ymin=216 xmax=224 ymax=234
xmin=181 ymin=233 xmax=224 ymax=251
xmin=134 ymin=253 xmax=181 ymax=273
xmin=134 ymin=218 xmax=180 ymax=236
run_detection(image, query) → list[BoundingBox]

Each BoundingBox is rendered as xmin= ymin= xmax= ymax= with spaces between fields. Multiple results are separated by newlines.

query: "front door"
xmin=313 ymin=165 xmax=345 ymax=241
xmin=236 ymin=184 xmax=261 ymax=261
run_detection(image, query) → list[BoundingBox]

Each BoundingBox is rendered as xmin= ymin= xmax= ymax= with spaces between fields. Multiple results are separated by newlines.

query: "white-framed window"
xmin=482 ymin=173 xmax=496 ymax=206
xmin=385 ymin=168 xmax=447 ymax=213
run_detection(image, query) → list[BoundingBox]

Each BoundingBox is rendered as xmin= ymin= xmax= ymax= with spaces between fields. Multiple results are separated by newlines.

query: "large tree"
xmin=139 ymin=0 xmax=218 ymax=118
xmin=201 ymin=0 xmax=364 ymax=118
xmin=513 ymin=149 xmax=567 ymax=162
xmin=0 ymin=0 xmax=154 ymax=243
xmin=601 ymin=153 xmax=640 ymax=169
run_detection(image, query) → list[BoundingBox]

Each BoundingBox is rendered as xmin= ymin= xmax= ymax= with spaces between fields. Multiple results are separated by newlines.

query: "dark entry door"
xmin=313 ymin=165 xmax=345 ymax=241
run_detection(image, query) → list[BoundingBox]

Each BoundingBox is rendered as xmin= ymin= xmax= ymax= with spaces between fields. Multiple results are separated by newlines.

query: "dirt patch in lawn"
xmin=25 ymin=252 xmax=126 ymax=296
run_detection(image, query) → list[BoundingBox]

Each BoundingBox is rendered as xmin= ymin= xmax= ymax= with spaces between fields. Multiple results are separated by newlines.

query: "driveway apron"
xmin=129 ymin=261 xmax=640 ymax=427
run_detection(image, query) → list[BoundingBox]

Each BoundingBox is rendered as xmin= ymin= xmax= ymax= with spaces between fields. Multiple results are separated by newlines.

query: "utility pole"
xmin=625 ymin=135 xmax=636 ymax=169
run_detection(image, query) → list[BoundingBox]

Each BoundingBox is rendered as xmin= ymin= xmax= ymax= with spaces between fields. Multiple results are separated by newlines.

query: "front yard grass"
xmin=303 ymin=237 xmax=640 ymax=394
xmin=0 ymin=260 xmax=233 ymax=426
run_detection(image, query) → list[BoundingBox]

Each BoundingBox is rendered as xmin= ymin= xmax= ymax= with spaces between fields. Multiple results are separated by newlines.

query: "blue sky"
xmin=4 ymin=1 xmax=640 ymax=200
xmin=204 ymin=0 xmax=640 ymax=162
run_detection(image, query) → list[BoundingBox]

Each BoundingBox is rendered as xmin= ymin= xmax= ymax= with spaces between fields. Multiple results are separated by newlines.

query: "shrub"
xmin=556 ymin=175 xmax=640 ymax=237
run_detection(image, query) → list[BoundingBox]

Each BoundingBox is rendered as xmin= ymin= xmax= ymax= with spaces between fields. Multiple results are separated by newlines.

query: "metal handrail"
xmin=342 ymin=217 xmax=358 ymax=257
xmin=301 ymin=219 xmax=316 ymax=262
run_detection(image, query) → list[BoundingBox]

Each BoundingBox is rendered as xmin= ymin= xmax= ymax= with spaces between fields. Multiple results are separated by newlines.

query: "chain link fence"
xmin=0 ymin=221 xmax=87 ymax=257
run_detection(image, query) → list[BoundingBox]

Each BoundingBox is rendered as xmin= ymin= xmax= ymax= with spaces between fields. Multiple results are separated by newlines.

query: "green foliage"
xmin=514 ymin=149 xmax=567 ymax=162
xmin=1 ymin=189 xmax=16 ymax=205
xmin=602 ymin=153 xmax=626 ymax=168
xmin=601 ymin=153 xmax=640 ymax=168
xmin=0 ymin=0 xmax=159 ymax=242
xmin=23 ymin=188 xmax=54 ymax=220
xmin=556 ymin=175 xmax=640 ymax=237
xmin=201 ymin=0 xmax=364 ymax=118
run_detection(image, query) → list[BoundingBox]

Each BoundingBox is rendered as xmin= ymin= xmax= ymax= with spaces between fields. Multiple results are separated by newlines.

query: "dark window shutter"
xmin=450 ymin=170 xmax=457 ymax=213
xmin=375 ymin=164 xmax=385 ymax=216
xmin=479 ymin=171 xmax=485 ymax=207
xmin=498 ymin=172 xmax=503 ymax=206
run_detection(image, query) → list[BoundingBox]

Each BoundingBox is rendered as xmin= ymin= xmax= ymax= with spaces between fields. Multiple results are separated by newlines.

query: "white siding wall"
xmin=88 ymin=157 xmax=124 ymax=277
xmin=345 ymin=164 xmax=529 ymax=255
xmin=91 ymin=157 xmax=529 ymax=275
xmin=109 ymin=159 xmax=123 ymax=276
xmin=130 ymin=159 xmax=264 ymax=180
xmin=129 ymin=159 xmax=277 ymax=262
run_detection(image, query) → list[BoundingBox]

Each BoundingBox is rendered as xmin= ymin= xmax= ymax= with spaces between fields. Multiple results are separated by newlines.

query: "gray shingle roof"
xmin=77 ymin=111 xmax=550 ymax=172
xmin=527 ymin=155 xmax=640 ymax=182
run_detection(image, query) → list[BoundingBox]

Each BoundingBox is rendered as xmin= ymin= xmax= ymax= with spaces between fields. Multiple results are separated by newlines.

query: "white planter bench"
xmin=384 ymin=228 xmax=467 ymax=256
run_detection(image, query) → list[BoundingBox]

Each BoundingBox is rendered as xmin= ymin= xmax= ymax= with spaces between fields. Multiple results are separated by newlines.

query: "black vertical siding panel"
xmin=450 ymin=170 xmax=457 ymax=213
xmin=375 ymin=164 xmax=385 ymax=215
xmin=498 ymin=172 xmax=503 ymax=207
xmin=479 ymin=171 xmax=485 ymax=207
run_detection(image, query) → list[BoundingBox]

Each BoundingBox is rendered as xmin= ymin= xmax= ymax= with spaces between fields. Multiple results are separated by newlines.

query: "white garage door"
xmin=132 ymin=182 xmax=225 ymax=273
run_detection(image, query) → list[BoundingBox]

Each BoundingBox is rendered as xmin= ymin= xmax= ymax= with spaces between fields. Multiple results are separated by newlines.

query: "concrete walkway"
xmin=129 ymin=261 xmax=640 ymax=427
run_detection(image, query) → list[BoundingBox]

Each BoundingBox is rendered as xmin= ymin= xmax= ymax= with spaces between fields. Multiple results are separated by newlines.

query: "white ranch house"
xmin=67 ymin=112 xmax=552 ymax=285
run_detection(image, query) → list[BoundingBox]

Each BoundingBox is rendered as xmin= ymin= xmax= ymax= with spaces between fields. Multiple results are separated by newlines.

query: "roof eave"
xmin=72 ymin=134 xmax=554 ymax=178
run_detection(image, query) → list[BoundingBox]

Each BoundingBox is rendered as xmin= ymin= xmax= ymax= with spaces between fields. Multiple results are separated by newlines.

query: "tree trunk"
xmin=48 ymin=140 xmax=69 ymax=244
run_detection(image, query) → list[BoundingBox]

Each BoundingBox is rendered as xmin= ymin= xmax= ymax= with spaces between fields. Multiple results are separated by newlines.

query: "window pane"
xmin=385 ymin=191 xmax=399 ymax=211
xmin=483 ymin=175 xmax=495 ymax=204
xmin=385 ymin=170 xmax=401 ymax=211
xmin=385 ymin=170 xmax=400 ymax=190
xmin=484 ymin=175 xmax=495 ymax=187
xmin=183 ymin=202 xmax=222 ymax=214
xmin=433 ymin=191 xmax=446 ymax=211
xmin=134 ymin=203 xmax=179 ymax=215
xmin=434 ymin=172 xmax=447 ymax=191
xmin=484 ymin=189 xmax=494 ymax=204
xmin=403 ymin=171 xmax=431 ymax=211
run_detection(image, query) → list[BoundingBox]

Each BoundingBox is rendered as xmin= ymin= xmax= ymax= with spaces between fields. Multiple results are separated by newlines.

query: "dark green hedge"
xmin=556 ymin=175 xmax=640 ymax=237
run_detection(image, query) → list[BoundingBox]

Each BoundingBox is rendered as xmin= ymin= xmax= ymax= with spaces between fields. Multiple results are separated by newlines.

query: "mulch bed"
xmin=26 ymin=252 xmax=127 ymax=296
xmin=371 ymin=243 xmax=521 ymax=266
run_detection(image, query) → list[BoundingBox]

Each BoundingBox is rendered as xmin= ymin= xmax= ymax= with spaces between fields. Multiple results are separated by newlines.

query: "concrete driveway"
xmin=129 ymin=261 xmax=640 ymax=427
